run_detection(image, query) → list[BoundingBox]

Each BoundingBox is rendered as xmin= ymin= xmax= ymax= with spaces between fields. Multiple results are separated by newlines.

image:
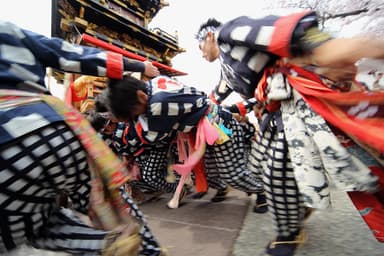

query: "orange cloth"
xmin=192 ymin=158 xmax=208 ymax=193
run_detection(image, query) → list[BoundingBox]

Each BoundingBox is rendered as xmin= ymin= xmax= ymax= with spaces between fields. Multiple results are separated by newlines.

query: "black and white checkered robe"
xmin=210 ymin=11 xmax=320 ymax=237
xmin=210 ymin=11 xmax=318 ymax=102
xmin=0 ymin=20 xmax=161 ymax=254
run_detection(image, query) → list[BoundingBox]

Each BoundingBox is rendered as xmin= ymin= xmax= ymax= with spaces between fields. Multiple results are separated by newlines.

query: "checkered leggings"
xmin=0 ymin=122 xmax=162 ymax=255
xmin=134 ymin=144 xmax=228 ymax=193
xmin=204 ymin=118 xmax=263 ymax=193
xmin=32 ymin=188 xmax=161 ymax=256
xmin=0 ymin=122 xmax=96 ymax=253
xmin=203 ymin=152 xmax=229 ymax=190
xmin=135 ymin=146 xmax=178 ymax=193
xmin=248 ymin=116 xmax=307 ymax=237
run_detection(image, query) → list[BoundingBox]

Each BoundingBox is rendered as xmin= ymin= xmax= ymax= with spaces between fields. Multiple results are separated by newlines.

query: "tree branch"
xmin=328 ymin=8 xmax=370 ymax=19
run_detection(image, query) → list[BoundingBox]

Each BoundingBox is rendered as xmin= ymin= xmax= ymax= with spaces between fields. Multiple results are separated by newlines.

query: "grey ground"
xmin=233 ymin=190 xmax=384 ymax=256
xmin=6 ymin=189 xmax=384 ymax=256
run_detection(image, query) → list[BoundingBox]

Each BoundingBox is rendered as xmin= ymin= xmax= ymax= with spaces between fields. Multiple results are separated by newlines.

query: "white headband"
xmin=195 ymin=26 xmax=217 ymax=42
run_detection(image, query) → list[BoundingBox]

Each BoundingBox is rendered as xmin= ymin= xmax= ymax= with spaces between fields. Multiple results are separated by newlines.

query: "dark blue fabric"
xmin=0 ymin=102 xmax=63 ymax=144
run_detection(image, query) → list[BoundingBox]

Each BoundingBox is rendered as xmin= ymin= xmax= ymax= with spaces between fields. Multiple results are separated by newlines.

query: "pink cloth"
xmin=172 ymin=117 xmax=218 ymax=175
xmin=171 ymin=117 xmax=219 ymax=198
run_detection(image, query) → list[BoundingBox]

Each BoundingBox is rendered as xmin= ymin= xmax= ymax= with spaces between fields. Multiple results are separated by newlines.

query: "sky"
xmin=149 ymin=0 xmax=280 ymax=96
xmin=0 ymin=1 xmax=52 ymax=36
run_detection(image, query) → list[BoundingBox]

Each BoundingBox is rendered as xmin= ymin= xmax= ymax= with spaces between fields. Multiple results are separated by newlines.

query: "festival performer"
xmin=86 ymin=106 xmax=166 ymax=204
xmin=89 ymin=89 xmax=233 ymax=206
xmin=91 ymin=93 xmax=184 ymax=201
xmin=196 ymin=10 xmax=384 ymax=256
xmin=105 ymin=75 xmax=265 ymax=209
xmin=0 ymin=20 xmax=167 ymax=255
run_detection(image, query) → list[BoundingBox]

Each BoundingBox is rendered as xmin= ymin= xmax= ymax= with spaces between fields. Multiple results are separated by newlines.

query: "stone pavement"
xmin=139 ymin=189 xmax=250 ymax=256
xmin=140 ymin=188 xmax=384 ymax=256
xmin=7 ymin=188 xmax=384 ymax=256
xmin=7 ymin=189 xmax=250 ymax=256
xmin=234 ymin=190 xmax=384 ymax=256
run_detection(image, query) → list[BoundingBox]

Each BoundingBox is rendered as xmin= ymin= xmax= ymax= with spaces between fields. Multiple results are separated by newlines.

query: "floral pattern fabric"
xmin=280 ymin=88 xmax=378 ymax=208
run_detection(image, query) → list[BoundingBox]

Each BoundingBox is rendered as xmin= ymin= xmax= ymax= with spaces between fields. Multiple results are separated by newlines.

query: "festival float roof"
xmin=51 ymin=0 xmax=187 ymax=77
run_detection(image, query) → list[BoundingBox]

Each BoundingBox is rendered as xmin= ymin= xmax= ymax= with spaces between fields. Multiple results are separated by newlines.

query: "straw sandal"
xmin=103 ymin=223 xmax=142 ymax=256
xmin=266 ymin=229 xmax=307 ymax=256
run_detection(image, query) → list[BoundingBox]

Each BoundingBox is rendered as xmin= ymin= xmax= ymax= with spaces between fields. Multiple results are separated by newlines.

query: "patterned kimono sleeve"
xmin=224 ymin=97 xmax=258 ymax=116
xmin=209 ymin=75 xmax=233 ymax=104
xmin=20 ymin=26 xmax=144 ymax=79
xmin=113 ymin=121 xmax=145 ymax=156
xmin=217 ymin=15 xmax=279 ymax=52
xmin=218 ymin=11 xmax=327 ymax=58
xmin=268 ymin=11 xmax=332 ymax=57
xmin=144 ymin=77 xmax=209 ymax=142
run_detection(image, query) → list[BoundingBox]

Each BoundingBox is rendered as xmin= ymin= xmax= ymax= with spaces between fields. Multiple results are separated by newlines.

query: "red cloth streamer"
xmin=258 ymin=63 xmax=384 ymax=154
xmin=348 ymin=166 xmax=384 ymax=242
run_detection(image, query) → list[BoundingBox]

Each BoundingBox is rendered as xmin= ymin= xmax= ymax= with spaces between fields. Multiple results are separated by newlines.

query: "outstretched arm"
xmin=310 ymin=37 xmax=384 ymax=68
xmin=9 ymin=21 xmax=158 ymax=79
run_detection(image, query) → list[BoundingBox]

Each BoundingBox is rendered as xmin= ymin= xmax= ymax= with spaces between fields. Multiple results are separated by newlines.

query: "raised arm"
xmin=5 ymin=21 xmax=158 ymax=80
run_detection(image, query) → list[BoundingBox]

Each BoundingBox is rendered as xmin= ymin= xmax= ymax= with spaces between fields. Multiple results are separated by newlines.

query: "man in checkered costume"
xmin=114 ymin=115 xmax=239 ymax=204
xmin=87 ymin=91 xmax=231 ymax=205
xmin=196 ymin=10 xmax=384 ymax=256
xmin=0 ymin=20 xmax=163 ymax=255
xmin=115 ymin=97 xmax=266 ymax=205
xmin=105 ymin=75 xmax=264 ymax=206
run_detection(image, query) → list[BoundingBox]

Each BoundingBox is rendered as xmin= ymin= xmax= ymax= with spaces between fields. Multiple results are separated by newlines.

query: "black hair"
xmin=106 ymin=75 xmax=148 ymax=121
xmin=84 ymin=109 xmax=108 ymax=131
xmin=196 ymin=18 xmax=222 ymax=35
xmin=94 ymin=91 xmax=109 ymax=112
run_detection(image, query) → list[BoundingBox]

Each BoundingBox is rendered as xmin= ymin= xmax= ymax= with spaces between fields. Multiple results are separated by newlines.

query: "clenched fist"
xmin=143 ymin=60 xmax=160 ymax=77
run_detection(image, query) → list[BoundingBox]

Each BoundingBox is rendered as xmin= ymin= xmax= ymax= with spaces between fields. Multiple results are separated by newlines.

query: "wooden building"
xmin=51 ymin=0 xmax=187 ymax=111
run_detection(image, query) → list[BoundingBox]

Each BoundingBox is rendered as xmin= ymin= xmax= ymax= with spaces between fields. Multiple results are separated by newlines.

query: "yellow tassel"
xmin=102 ymin=233 xmax=142 ymax=256
xmin=213 ymin=122 xmax=230 ymax=144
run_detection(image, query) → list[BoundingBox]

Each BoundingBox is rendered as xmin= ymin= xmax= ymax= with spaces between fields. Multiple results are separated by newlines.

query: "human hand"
xmin=315 ymin=65 xmax=357 ymax=82
xmin=143 ymin=60 xmax=160 ymax=77
xmin=232 ymin=113 xmax=248 ymax=123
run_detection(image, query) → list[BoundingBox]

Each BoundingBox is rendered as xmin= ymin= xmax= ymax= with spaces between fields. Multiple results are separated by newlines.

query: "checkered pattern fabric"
xmin=0 ymin=20 xmax=144 ymax=91
xmin=119 ymin=187 xmax=163 ymax=255
xmin=142 ymin=76 xmax=209 ymax=143
xmin=214 ymin=15 xmax=280 ymax=99
xmin=210 ymin=12 xmax=318 ymax=102
xmin=31 ymin=208 xmax=107 ymax=254
xmin=0 ymin=122 xmax=91 ymax=253
xmin=202 ymin=150 xmax=229 ymax=191
xmin=248 ymin=116 xmax=307 ymax=236
xmin=135 ymin=146 xmax=177 ymax=194
xmin=0 ymin=20 xmax=144 ymax=144
xmin=204 ymin=115 xmax=263 ymax=194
